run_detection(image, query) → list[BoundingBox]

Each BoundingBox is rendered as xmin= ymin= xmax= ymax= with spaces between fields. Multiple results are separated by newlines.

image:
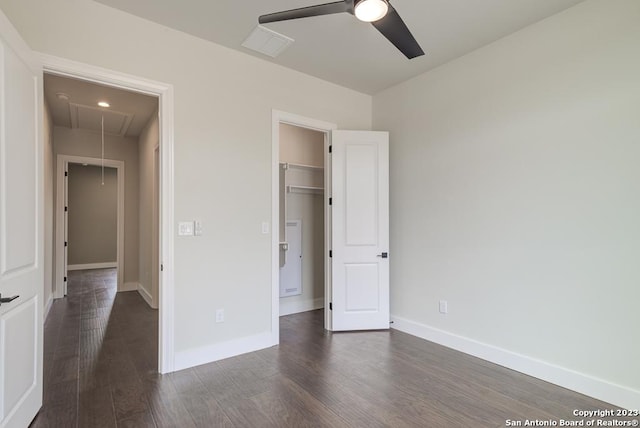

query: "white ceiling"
xmin=44 ymin=74 xmax=158 ymax=137
xmin=93 ymin=0 xmax=584 ymax=94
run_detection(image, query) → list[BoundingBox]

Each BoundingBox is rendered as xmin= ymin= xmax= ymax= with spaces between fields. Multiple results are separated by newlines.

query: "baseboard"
xmin=390 ymin=315 xmax=640 ymax=409
xmin=67 ymin=262 xmax=117 ymax=271
xmin=121 ymin=282 xmax=139 ymax=292
xmin=280 ymin=297 xmax=324 ymax=316
xmin=137 ymin=284 xmax=154 ymax=308
xmin=174 ymin=332 xmax=274 ymax=372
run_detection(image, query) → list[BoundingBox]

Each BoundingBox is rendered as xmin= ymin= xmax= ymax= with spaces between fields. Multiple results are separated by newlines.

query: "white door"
xmin=330 ymin=130 xmax=389 ymax=331
xmin=0 ymin=10 xmax=44 ymax=428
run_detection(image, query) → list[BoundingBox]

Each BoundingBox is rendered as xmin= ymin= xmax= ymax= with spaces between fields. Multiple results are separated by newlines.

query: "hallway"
xmin=33 ymin=268 xmax=159 ymax=427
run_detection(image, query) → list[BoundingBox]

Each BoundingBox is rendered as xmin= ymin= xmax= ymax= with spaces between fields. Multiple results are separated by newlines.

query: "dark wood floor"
xmin=30 ymin=268 xmax=621 ymax=428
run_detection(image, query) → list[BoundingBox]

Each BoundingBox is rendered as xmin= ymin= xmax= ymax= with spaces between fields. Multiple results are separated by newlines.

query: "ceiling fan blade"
xmin=371 ymin=5 xmax=424 ymax=59
xmin=259 ymin=1 xmax=350 ymax=24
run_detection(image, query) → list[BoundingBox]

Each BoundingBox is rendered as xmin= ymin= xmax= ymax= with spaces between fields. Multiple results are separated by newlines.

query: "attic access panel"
xmin=69 ymin=102 xmax=134 ymax=137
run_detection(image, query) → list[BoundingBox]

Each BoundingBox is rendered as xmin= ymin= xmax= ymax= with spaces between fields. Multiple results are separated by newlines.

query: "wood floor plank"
xmin=116 ymin=411 xmax=156 ymax=428
xmin=29 ymin=404 xmax=77 ymax=428
xmin=78 ymin=386 xmax=117 ymax=428
xmin=145 ymin=387 xmax=197 ymax=428
xmin=110 ymin=379 xmax=152 ymax=422
xmin=43 ymin=379 xmax=77 ymax=408
xmin=47 ymin=354 xmax=79 ymax=386
xmin=180 ymin=393 xmax=236 ymax=428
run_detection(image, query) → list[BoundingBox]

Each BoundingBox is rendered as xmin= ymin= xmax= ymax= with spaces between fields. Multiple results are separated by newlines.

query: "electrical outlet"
xmin=215 ymin=309 xmax=224 ymax=323
xmin=439 ymin=300 xmax=448 ymax=314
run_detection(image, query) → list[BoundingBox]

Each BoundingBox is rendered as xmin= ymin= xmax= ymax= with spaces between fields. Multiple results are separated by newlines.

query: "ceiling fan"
xmin=258 ymin=0 xmax=424 ymax=59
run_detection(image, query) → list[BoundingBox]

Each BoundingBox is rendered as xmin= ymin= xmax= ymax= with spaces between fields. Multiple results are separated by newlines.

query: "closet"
xmin=279 ymin=123 xmax=325 ymax=316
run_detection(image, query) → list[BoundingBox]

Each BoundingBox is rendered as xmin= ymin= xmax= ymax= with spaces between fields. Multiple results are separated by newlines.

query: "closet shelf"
xmin=287 ymin=185 xmax=324 ymax=195
xmin=280 ymin=162 xmax=324 ymax=171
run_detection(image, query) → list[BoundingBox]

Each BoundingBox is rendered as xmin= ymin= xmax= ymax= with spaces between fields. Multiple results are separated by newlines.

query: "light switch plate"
xmin=178 ymin=221 xmax=194 ymax=236
xmin=194 ymin=220 xmax=203 ymax=236
xmin=261 ymin=222 xmax=270 ymax=234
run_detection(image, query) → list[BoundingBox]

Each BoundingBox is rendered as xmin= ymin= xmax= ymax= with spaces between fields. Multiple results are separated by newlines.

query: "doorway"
xmin=66 ymin=164 xmax=118 ymax=274
xmin=271 ymin=111 xmax=337 ymax=344
xmin=42 ymin=56 xmax=176 ymax=373
xmin=278 ymin=124 xmax=326 ymax=318
xmin=59 ymin=159 xmax=124 ymax=295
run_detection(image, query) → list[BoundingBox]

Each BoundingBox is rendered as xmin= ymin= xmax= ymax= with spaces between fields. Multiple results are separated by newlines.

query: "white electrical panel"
xmin=280 ymin=220 xmax=302 ymax=297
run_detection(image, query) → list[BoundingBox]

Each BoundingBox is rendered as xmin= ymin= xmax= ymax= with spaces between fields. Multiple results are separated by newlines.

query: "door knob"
xmin=377 ymin=252 xmax=388 ymax=258
xmin=0 ymin=294 xmax=19 ymax=306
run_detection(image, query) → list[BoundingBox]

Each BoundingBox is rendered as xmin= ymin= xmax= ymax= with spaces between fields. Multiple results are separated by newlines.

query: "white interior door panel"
xmin=331 ymin=130 xmax=389 ymax=331
xmin=0 ymin=9 xmax=43 ymax=428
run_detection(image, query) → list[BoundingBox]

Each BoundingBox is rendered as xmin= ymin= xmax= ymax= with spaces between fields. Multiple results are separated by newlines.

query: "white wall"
xmin=53 ymin=126 xmax=140 ymax=285
xmin=280 ymin=123 xmax=325 ymax=167
xmin=43 ymin=100 xmax=54 ymax=315
xmin=373 ymin=0 xmax=640 ymax=407
xmin=138 ymin=111 xmax=159 ymax=307
xmin=0 ymin=0 xmax=372 ymax=362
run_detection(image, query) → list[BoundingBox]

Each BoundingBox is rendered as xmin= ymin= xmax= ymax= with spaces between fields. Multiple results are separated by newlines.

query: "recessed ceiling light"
xmin=98 ymin=101 xmax=110 ymax=108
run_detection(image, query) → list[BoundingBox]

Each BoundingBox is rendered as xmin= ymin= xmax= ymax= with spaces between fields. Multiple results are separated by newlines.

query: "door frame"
xmin=55 ymin=156 xmax=124 ymax=294
xmin=40 ymin=54 xmax=176 ymax=373
xmin=151 ymin=145 xmax=160 ymax=309
xmin=271 ymin=110 xmax=337 ymax=345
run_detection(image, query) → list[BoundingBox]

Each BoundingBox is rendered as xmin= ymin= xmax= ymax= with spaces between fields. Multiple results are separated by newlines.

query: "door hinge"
xmin=64 ymin=276 xmax=67 ymax=282
xmin=65 ymin=206 xmax=68 ymax=212
xmin=329 ymin=197 xmax=332 ymax=205
xmin=329 ymin=302 xmax=332 ymax=310
xmin=329 ymin=145 xmax=332 ymax=153
xmin=65 ymin=171 xmax=68 ymax=177
xmin=161 ymin=264 xmax=164 ymax=272
xmin=64 ymin=241 xmax=68 ymax=247
xmin=329 ymin=250 xmax=332 ymax=258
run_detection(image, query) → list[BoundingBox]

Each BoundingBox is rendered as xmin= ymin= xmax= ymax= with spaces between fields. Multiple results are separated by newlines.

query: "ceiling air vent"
xmin=242 ymin=25 xmax=294 ymax=58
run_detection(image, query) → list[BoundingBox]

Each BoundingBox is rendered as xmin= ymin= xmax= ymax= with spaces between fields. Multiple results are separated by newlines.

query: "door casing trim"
xmin=271 ymin=110 xmax=337 ymax=344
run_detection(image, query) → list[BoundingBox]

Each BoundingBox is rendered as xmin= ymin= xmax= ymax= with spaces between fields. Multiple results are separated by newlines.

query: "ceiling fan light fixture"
xmin=354 ymin=0 xmax=389 ymax=22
